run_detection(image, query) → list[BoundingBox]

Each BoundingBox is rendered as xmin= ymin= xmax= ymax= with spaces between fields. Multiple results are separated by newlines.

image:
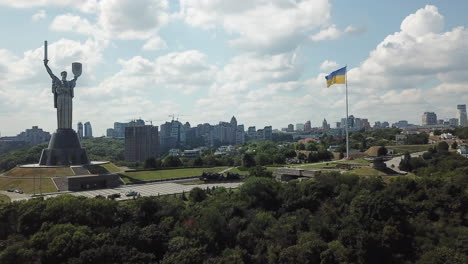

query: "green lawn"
xmin=120 ymin=167 xmax=228 ymax=184
xmin=0 ymin=194 xmax=10 ymax=203
xmin=0 ymin=178 xmax=57 ymax=194
xmin=388 ymin=144 xmax=434 ymax=154
xmin=101 ymin=163 xmax=122 ymax=173
xmin=5 ymin=167 xmax=74 ymax=177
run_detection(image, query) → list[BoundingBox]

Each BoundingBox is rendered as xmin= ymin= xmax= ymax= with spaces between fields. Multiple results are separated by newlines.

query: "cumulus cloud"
xmin=98 ymin=0 xmax=169 ymax=40
xmin=86 ymin=50 xmax=217 ymax=97
xmin=47 ymin=0 xmax=170 ymax=44
xmin=349 ymin=5 xmax=468 ymax=92
xmin=50 ymin=14 xmax=96 ymax=36
xmin=32 ymin=10 xmax=47 ymax=21
xmin=320 ymin=60 xmax=339 ymax=71
xmin=400 ymin=5 xmax=444 ymax=37
xmin=143 ymin=36 xmax=167 ymax=51
xmin=0 ymin=0 xmax=99 ymax=13
xmin=310 ymin=24 xmax=364 ymax=41
xmin=180 ymin=0 xmax=331 ymax=54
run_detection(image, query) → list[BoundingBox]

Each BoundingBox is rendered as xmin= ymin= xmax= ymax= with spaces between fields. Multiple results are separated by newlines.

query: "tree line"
xmin=0 ymin=168 xmax=466 ymax=263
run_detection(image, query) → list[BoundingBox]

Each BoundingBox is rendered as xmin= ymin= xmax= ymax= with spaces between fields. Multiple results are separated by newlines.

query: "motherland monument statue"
xmin=38 ymin=40 xmax=90 ymax=166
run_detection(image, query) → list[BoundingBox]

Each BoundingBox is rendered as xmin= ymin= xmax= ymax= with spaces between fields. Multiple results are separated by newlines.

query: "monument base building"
xmin=39 ymin=128 xmax=90 ymax=166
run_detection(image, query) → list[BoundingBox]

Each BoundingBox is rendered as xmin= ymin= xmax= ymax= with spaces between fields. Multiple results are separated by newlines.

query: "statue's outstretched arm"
xmin=44 ymin=60 xmax=55 ymax=79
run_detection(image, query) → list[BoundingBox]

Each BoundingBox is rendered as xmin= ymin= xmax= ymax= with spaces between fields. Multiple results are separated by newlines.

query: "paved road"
xmin=385 ymin=151 xmax=425 ymax=173
xmin=12 ymin=181 xmax=242 ymax=202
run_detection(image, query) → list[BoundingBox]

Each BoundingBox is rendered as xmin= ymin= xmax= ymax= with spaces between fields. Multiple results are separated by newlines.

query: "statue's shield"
xmin=72 ymin=62 xmax=82 ymax=77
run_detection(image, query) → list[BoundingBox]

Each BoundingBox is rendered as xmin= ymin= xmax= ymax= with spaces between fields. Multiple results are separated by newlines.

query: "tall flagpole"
xmin=345 ymin=66 xmax=349 ymax=159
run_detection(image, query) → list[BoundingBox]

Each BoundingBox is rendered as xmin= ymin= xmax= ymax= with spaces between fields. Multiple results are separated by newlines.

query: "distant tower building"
xmin=296 ymin=123 xmax=305 ymax=131
xmin=77 ymin=122 xmax=83 ymax=139
xmin=230 ymin=116 xmax=238 ymax=144
xmin=236 ymin=124 xmax=245 ymax=145
xmin=449 ymin=118 xmax=459 ymax=127
xmin=16 ymin=126 xmax=51 ymax=146
xmin=247 ymin=126 xmax=256 ymax=140
xmin=125 ymin=125 xmax=160 ymax=162
xmin=322 ymin=119 xmax=330 ymax=131
xmin=336 ymin=122 xmax=341 ymax=129
xmin=422 ymin=112 xmax=437 ymax=126
xmin=304 ymin=121 xmax=311 ymax=131
xmin=106 ymin=128 xmax=115 ymax=138
xmin=287 ymin=124 xmax=294 ymax=132
xmin=84 ymin=122 xmax=93 ymax=138
xmin=458 ymin=104 xmax=467 ymax=126
xmin=382 ymin=121 xmax=389 ymax=128
xmin=263 ymin=126 xmax=272 ymax=141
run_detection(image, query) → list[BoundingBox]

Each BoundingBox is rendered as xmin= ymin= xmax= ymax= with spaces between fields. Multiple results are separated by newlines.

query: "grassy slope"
xmin=0 ymin=178 xmax=56 ymax=193
xmin=0 ymin=194 xmax=10 ymax=203
xmin=4 ymin=167 xmax=74 ymax=177
xmin=120 ymin=167 xmax=228 ymax=183
xmin=388 ymin=144 xmax=433 ymax=154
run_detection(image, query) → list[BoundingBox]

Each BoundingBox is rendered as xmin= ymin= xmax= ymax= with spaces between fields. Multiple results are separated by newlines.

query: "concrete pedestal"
xmin=39 ymin=129 xmax=90 ymax=166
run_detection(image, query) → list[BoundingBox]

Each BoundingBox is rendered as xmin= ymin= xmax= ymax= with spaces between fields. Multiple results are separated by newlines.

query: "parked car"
xmin=95 ymin=195 xmax=105 ymax=199
xmin=14 ymin=189 xmax=23 ymax=194
xmin=125 ymin=190 xmax=138 ymax=197
xmin=107 ymin=193 xmax=121 ymax=199
xmin=7 ymin=189 xmax=14 ymax=192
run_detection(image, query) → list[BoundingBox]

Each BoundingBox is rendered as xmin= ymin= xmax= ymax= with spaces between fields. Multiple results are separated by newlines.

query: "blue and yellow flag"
xmin=325 ymin=66 xmax=346 ymax=88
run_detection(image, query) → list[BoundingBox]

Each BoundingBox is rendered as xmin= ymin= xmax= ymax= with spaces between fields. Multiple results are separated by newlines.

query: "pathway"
xmin=11 ymin=181 xmax=243 ymax=202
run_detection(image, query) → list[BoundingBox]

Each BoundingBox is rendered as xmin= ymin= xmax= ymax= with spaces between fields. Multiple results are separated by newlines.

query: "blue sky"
xmin=0 ymin=0 xmax=467 ymax=136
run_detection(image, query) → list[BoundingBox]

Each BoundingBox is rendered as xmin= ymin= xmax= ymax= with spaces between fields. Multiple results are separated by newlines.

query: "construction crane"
xmin=168 ymin=114 xmax=186 ymax=121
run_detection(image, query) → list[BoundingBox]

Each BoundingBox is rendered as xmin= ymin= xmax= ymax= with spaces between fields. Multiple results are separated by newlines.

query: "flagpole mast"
xmin=345 ymin=66 xmax=349 ymax=159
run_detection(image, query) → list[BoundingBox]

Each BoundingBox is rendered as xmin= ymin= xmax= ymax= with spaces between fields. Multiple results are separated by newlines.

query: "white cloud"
xmin=349 ymin=5 xmax=468 ymax=93
xmin=32 ymin=10 xmax=47 ymax=21
xmin=86 ymin=50 xmax=217 ymax=97
xmin=320 ymin=60 xmax=339 ymax=71
xmin=400 ymin=5 xmax=444 ymax=37
xmin=98 ymin=0 xmax=169 ymax=40
xmin=310 ymin=24 xmax=341 ymax=41
xmin=310 ymin=24 xmax=364 ymax=41
xmin=0 ymin=0 xmax=99 ymax=13
xmin=180 ymin=0 xmax=331 ymax=54
xmin=143 ymin=36 xmax=167 ymax=51
xmin=50 ymin=14 xmax=96 ymax=36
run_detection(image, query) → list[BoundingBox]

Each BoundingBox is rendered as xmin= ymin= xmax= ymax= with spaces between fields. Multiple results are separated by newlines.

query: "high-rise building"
xmin=296 ymin=123 xmax=305 ymax=131
xmin=393 ymin=120 xmax=409 ymax=128
xmin=322 ymin=119 xmax=330 ymax=131
xmin=125 ymin=125 xmax=159 ymax=162
xmin=84 ymin=122 xmax=93 ymax=138
xmin=304 ymin=121 xmax=311 ymax=131
xmin=263 ymin=126 xmax=272 ymax=141
xmin=422 ymin=112 xmax=437 ymax=126
xmin=449 ymin=118 xmax=459 ymax=127
xmin=236 ymin=125 xmax=245 ymax=145
xmin=458 ymin=104 xmax=467 ymax=126
xmin=77 ymin=122 xmax=83 ymax=139
xmin=16 ymin=126 xmax=51 ymax=146
xmin=247 ymin=126 xmax=256 ymax=139
xmin=106 ymin=128 xmax=115 ymax=138
xmin=230 ymin=116 xmax=238 ymax=144
xmin=382 ymin=121 xmax=390 ymax=128
xmin=287 ymin=124 xmax=294 ymax=132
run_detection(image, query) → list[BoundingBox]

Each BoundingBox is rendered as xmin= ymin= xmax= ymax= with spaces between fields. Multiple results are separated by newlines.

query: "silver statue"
xmin=43 ymin=41 xmax=82 ymax=130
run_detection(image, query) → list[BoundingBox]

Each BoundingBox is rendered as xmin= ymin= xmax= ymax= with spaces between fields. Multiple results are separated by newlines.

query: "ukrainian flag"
xmin=325 ymin=66 xmax=346 ymax=88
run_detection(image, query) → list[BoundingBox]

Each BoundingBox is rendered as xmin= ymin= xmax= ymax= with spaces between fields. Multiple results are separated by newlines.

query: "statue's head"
xmin=61 ymin=71 xmax=67 ymax=80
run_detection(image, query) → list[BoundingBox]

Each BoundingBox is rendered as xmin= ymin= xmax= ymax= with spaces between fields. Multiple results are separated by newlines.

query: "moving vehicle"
xmin=125 ymin=190 xmax=138 ymax=197
xmin=107 ymin=193 xmax=121 ymax=199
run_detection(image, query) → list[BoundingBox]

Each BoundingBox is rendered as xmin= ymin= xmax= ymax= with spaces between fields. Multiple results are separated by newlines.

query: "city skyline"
xmin=1 ymin=1 xmax=468 ymax=136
